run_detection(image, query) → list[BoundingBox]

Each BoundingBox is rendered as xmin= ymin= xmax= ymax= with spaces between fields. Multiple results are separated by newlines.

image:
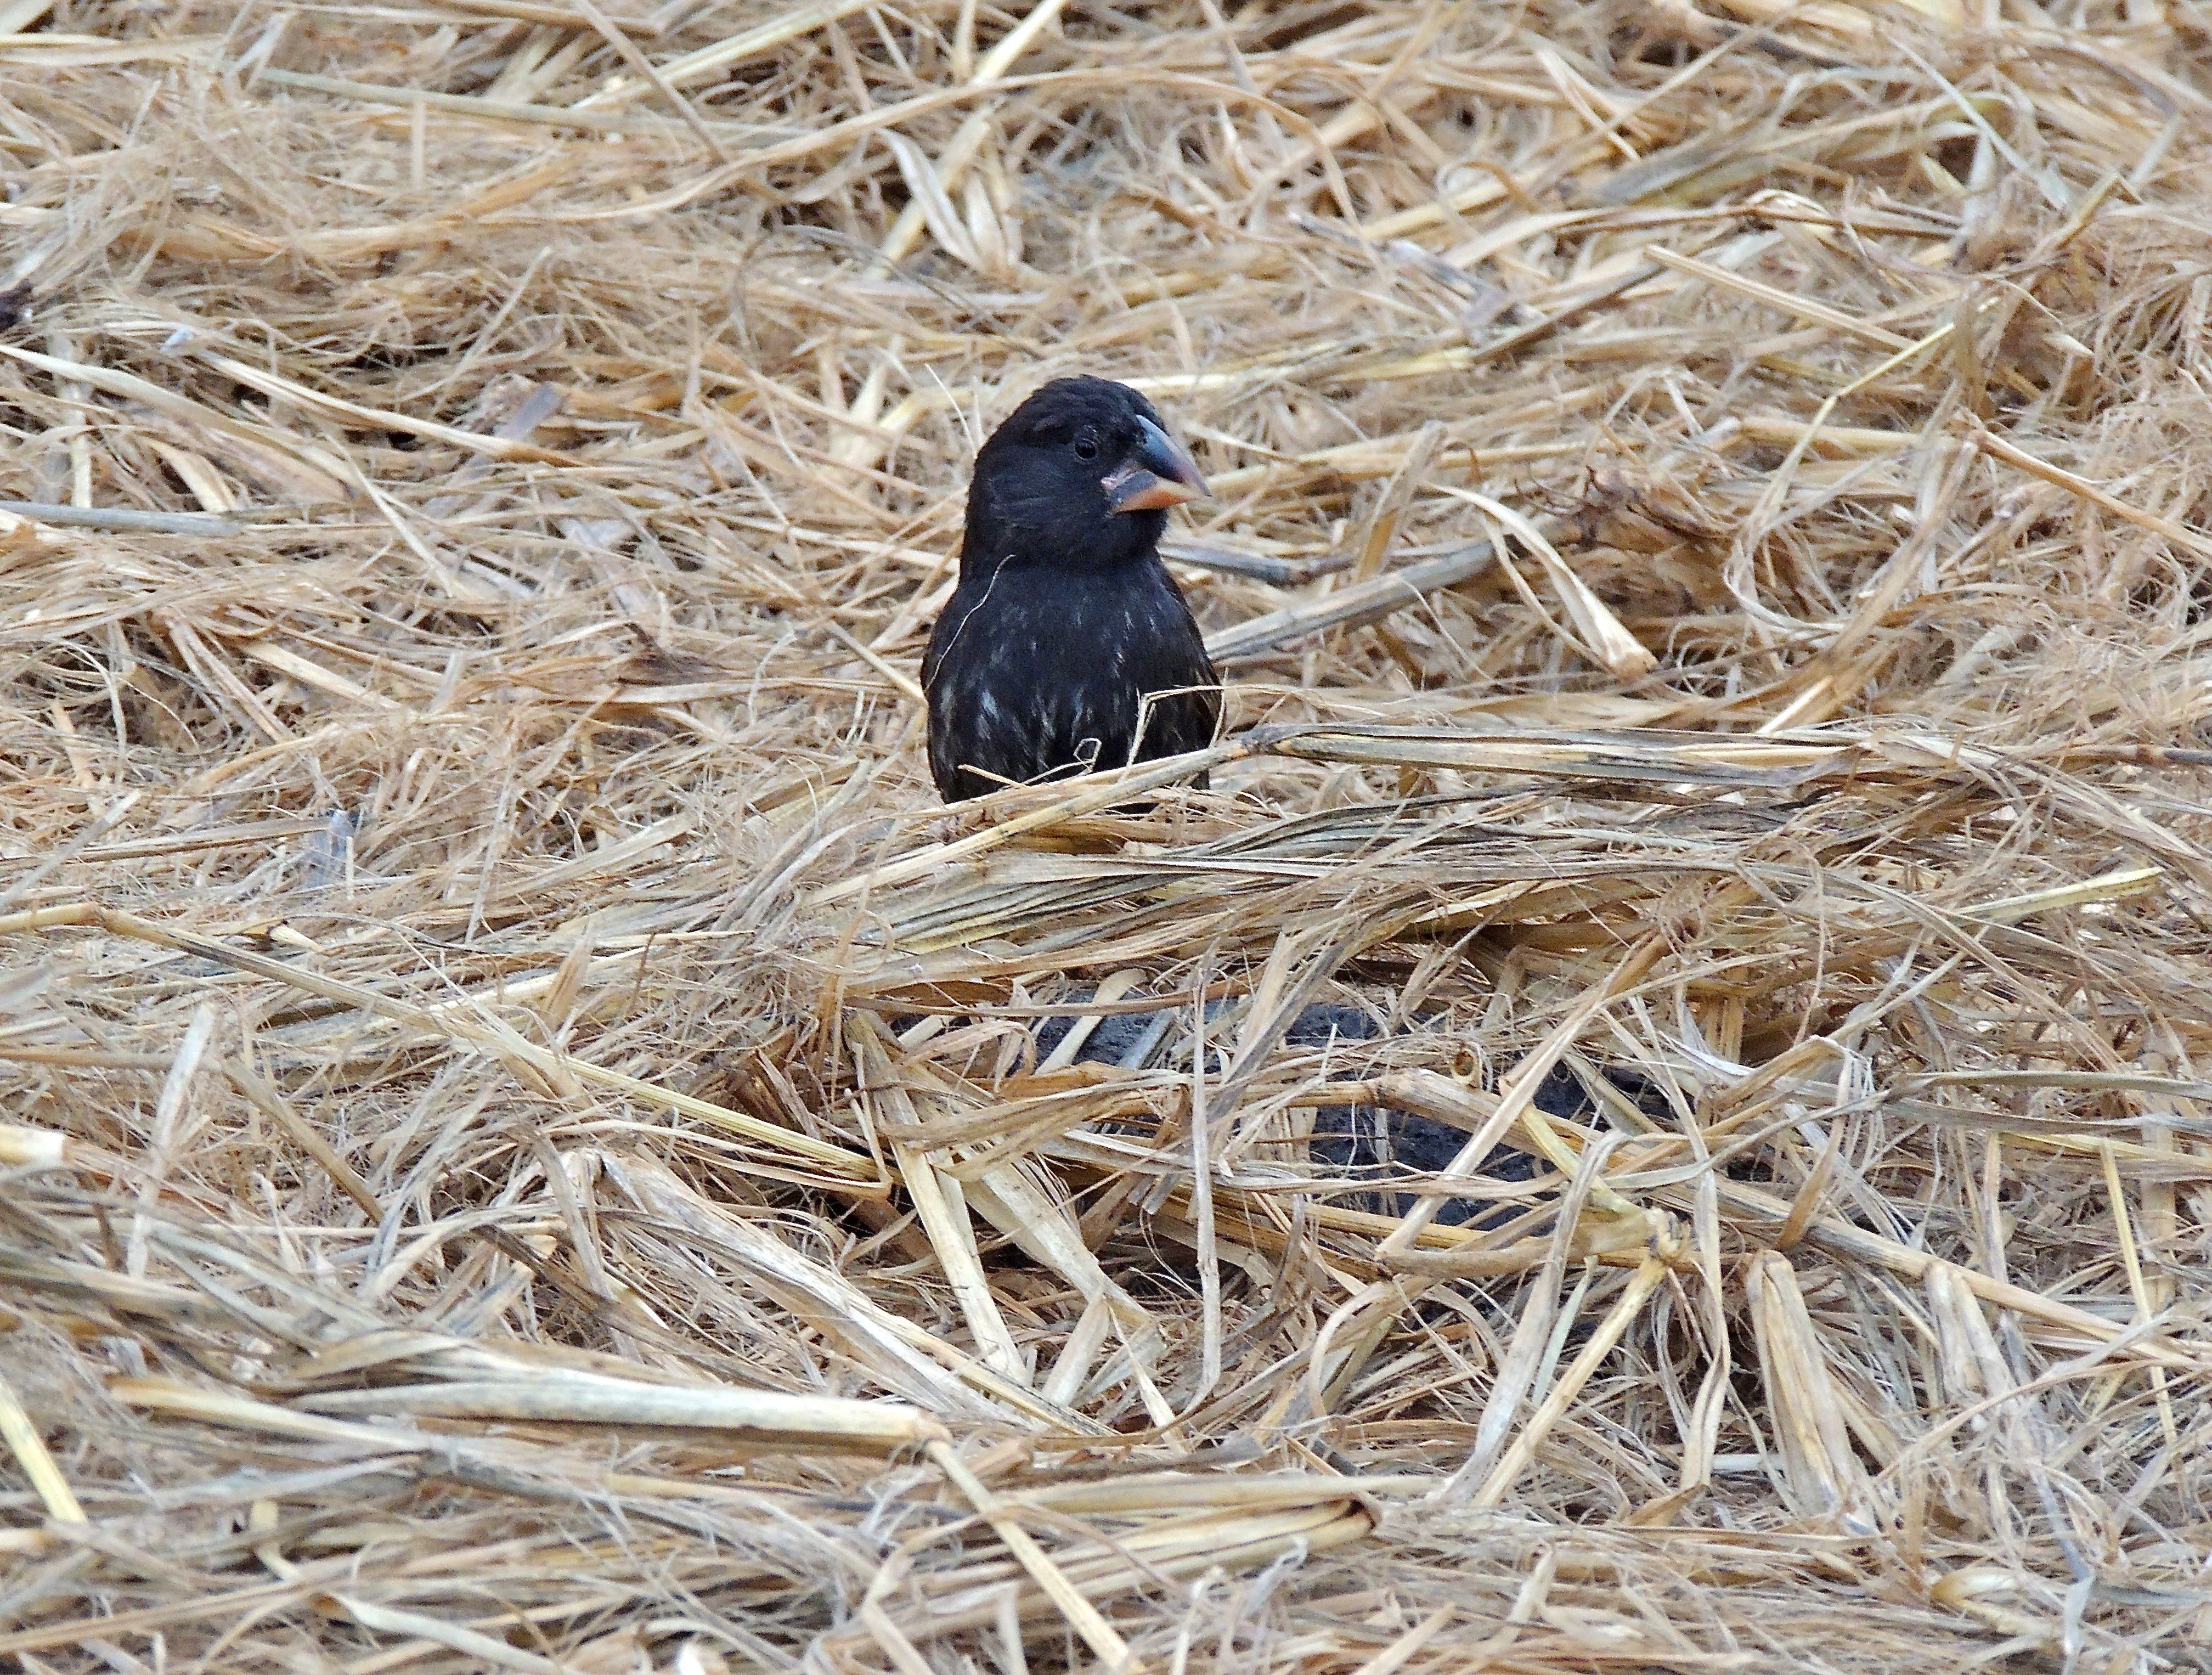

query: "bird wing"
xmin=922 ymin=560 xmax=1220 ymax=799
xmin=1120 ymin=581 xmax=1220 ymax=762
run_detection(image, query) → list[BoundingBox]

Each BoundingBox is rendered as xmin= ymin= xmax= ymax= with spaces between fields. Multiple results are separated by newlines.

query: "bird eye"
xmin=1073 ymin=432 xmax=1100 ymax=462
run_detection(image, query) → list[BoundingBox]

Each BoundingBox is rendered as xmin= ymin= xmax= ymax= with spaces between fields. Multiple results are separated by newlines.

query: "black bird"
xmin=922 ymin=376 xmax=1220 ymax=803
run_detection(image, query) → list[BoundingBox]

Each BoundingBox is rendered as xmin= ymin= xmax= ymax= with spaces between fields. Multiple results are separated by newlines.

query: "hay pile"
xmin=4 ymin=0 xmax=2211 ymax=1667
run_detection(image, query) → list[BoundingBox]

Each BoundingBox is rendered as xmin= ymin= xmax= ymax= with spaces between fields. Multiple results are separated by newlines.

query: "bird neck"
xmin=958 ymin=511 xmax=1169 ymax=579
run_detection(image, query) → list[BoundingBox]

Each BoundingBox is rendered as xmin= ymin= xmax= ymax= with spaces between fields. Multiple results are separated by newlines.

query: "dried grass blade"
xmin=1697 ymin=1176 xmax=2184 ymax=1362
xmin=1470 ymin=1242 xmax=1674 ymax=1508
xmin=0 ymin=905 xmax=873 ymax=1175
xmin=1350 ymin=420 xmax=1447 ymax=582
xmin=849 ymin=1017 xmax=1028 ymax=1383
xmin=1746 ymin=1250 xmax=1877 ymax=1527
xmin=319 ymin=1598 xmax=566 ymax=1675
xmin=594 ymin=1151 xmax=994 ymax=1415
xmin=0 ymin=1124 xmax=70 ymax=1168
xmin=0 ymin=1369 xmax=83 ymax=1522
xmin=0 ymin=500 xmax=236 ymax=535
xmin=1961 ymin=865 xmax=2162 ymax=925
xmin=110 ymin=1376 xmax=437 ymax=1451
xmin=928 ymin=1440 xmax=1138 ymax=1674
xmin=1451 ymin=1133 xmax=1621 ymax=1492
xmin=640 ymin=0 xmax=879 ymax=93
xmin=1466 ymin=490 xmax=1656 ymax=676
xmin=1645 ymin=244 xmax=1915 ymax=348
xmin=1381 ymin=938 xmax=1664 ymax=1257
xmin=1204 ymin=538 xmax=1502 ymax=661
xmin=300 ymin=1373 xmax=948 ymax=1451
xmin=875 ymin=0 xmax=1072 ymax=269
xmin=1961 ymin=416 xmax=2212 ymax=561
xmin=253 ymin=67 xmax=661 ymax=135
xmin=199 ymin=351 xmax=572 ymax=463
xmin=808 ymin=741 xmax=1239 ymax=907
xmin=0 ymin=342 xmax=355 ymax=485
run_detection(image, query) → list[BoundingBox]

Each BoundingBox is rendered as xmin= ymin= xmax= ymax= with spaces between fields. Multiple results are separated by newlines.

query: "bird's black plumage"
xmin=922 ymin=376 xmax=1221 ymax=803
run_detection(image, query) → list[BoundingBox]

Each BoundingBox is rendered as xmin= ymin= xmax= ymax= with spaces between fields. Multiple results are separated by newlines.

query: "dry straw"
xmin=1 ymin=0 xmax=2210 ymax=1668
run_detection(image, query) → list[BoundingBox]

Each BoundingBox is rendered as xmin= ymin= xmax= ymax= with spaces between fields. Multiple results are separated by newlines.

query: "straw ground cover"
xmin=2 ymin=0 xmax=2211 ymax=1667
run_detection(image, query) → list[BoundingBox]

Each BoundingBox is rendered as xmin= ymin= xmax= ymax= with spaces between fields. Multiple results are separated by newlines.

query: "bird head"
xmin=961 ymin=376 xmax=1208 ymax=573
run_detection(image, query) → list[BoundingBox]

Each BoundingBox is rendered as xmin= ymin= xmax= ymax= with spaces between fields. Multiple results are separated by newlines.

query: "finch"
xmin=922 ymin=376 xmax=1220 ymax=803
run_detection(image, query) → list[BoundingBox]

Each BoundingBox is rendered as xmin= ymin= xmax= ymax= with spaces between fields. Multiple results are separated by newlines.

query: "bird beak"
xmin=1102 ymin=416 xmax=1208 ymax=514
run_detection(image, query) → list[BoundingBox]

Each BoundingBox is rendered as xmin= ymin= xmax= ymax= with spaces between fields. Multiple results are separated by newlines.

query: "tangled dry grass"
xmin=3 ymin=0 xmax=2212 ymax=1667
